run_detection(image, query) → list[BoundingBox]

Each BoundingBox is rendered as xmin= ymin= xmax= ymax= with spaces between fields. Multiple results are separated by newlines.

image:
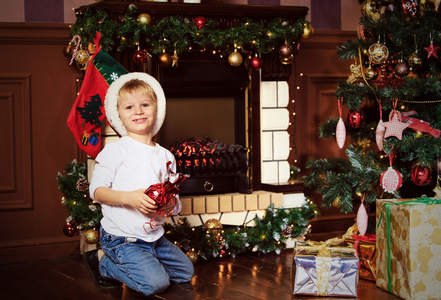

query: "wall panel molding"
xmin=0 ymin=22 xmax=71 ymax=45
xmin=0 ymin=74 xmax=33 ymax=210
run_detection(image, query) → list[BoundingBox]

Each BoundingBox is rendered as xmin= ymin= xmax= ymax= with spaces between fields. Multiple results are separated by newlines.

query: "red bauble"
xmin=401 ymin=0 xmax=419 ymax=16
xmin=411 ymin=165 xmax=432 ymax=186
xmin=380 ymin=167 xmax=403 ymax=193
xmin=278 ymin=44 xmax=293 ymax=58
xmin=194 ymin=16 xmax=206 ymax=29
xmin=132 ymin=50 xmax=148 ymax=65
xmin=63 ymin=222 xmax=78 ymax=237
xmin=346 ymin=110 xmax=365 ymax=128
xmin=250 ymin=56 xmax=263 ymax=70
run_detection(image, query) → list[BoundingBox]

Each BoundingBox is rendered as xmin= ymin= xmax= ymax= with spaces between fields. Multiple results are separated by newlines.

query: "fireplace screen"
xmin=167 ymin=137 xmax=250 ymax=195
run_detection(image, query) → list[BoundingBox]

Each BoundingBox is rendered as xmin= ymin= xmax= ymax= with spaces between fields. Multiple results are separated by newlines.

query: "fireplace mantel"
xmin=76 ymin=1 xmax=309 ymax=24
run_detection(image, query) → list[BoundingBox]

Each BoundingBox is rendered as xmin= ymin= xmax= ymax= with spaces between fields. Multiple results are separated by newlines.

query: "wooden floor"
xmin=0 ymin=249 xmax=401 ymax=300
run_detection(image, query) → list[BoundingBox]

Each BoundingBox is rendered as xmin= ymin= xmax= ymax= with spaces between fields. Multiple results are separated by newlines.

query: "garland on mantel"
xmin=67 ymin=4 xmax=312 ymax=68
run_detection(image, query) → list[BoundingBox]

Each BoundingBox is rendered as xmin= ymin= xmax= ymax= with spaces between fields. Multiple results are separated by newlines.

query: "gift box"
xmin=343 ymin=225 xmax=377 ymax=282
xmin=376 ymin=198 xmax=441 ymax=300
xmin=292 ymin=240 xmax=359 ymax=297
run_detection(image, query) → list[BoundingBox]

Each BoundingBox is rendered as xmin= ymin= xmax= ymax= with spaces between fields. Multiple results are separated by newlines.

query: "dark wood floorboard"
xmin=0 ymin=249 xmax=401 ymax=300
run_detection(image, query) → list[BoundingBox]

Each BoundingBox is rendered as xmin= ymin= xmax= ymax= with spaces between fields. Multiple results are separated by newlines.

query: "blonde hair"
xmin=117 ymin=79 xmax=157 ymax=105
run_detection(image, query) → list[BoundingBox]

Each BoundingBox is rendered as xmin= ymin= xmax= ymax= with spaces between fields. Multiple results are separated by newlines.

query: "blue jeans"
xmin=99 ymin=227 xmax=194 ymax=296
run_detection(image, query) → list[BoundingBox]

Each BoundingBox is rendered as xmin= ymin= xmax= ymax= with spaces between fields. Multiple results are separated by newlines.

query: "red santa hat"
xmin=104 ymin=72 xmax=166 ymax=137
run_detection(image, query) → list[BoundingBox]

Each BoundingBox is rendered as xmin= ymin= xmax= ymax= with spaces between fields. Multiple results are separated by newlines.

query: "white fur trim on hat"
xmin=105 ymin=72 xmax=166 ymax=137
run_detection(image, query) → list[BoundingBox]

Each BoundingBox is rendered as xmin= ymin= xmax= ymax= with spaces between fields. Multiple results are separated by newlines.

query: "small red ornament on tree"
xmin=194 ymin=16 xmax=206 ymax=29
xmin=63 ymin=222 xmax=79 ymax=237
xmin=424 ymin=40 xmax=440 ymax=59
xmin=411 ymin=165 xmax=432 ymax=186
xmin=250 ymin=55 xmax=263 ymax=70
xmin=132 ymin=50 xmax=148 ymax=65
xmin=346 ymin=109 xmax=365 ymax=128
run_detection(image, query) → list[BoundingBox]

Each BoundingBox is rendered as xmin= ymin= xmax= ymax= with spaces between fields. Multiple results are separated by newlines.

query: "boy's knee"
xmin=137 ymin=277 xmax=170 ymax=296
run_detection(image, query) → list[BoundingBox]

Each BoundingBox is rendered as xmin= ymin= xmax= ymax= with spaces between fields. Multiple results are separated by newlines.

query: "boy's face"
xmin=117 ymin=90 xmax=157 ymax=138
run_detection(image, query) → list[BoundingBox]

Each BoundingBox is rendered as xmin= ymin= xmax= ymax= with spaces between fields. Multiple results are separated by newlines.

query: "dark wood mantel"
xmin=76 ymin=1 xmax=309 ymax=24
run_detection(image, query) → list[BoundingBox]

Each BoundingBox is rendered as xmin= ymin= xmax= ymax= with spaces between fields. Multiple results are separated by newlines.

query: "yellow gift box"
xmin=376 ymin=198 xmax=441 ymax=300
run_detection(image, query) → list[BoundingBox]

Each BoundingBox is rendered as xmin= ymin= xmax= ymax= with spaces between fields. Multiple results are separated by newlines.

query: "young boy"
xmin=83 ymin=72 xmax=194 ymax=296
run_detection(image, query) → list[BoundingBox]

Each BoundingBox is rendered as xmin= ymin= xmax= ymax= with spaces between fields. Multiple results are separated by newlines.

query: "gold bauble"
xmin=408 ymin=52 xmax=422 ymax=67
xmin=204 ymin=218 xmax=223 ymax=230
xmin=280 ymin=55 xmax=293 ymax=65
xmin=332 ymin=197 xmax=340 ymax=208
xmin=158 ymin=52 xmax=172 ymax=67
xmin=364 ymin=66 xmax=377 ymax=80
xmin=301 ymin=23 xmax=314 ymax=39
xmin=84 ymin=229 xmax=99 ymax=244
xmin=75 ymin=60 xmax=88 ymax=71
xmin=137 ymin=13 xmax=151 ymax=25
xmin=186 ymin=250 xmax=199 ymax=264
xmin=75 ymin=49 xmax=90 ymax=64
xmin=63 ymin=45 xmax=73 ymax=58
xmin=368 ymin=43 xmax=389 ymax=64
xmin=361 ymin=0 xmax=380 ymax=21
xmin=228 ymin=51 xmax=243 ymax=67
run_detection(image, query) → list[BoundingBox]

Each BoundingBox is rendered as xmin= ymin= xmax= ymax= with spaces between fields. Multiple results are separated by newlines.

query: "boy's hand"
xmin=127 ymin=189 xmax=157 ymax=215
xmin=158 ymin=196 xmax=177 ymax=216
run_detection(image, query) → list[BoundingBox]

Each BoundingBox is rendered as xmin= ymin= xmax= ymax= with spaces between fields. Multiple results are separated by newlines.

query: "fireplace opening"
xmin=157 ymin=54 xmax=251 ymax=195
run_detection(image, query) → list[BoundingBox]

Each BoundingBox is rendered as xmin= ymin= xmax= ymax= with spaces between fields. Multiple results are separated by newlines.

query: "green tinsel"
xmin=57 ymin=160 xmax=102 ymax=231
xmin=164 ymin=200 xmax=318 ymax=261
xmin=70 ymin=5 xmax=307 ymax=55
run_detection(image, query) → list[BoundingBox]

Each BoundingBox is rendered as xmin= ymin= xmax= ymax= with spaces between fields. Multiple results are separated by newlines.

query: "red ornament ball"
xmin=411 ymin=165 xmax=432 ymax=186
xmin=132 ymin=50 xmax=148 ymax=65
xmin=250 ymin=56 xmax=263 ymax=70
xmin=346 ymin=110 xmax=365 ymax=128
xmin=278 ymin=44 xmax=293 ymax=58
xmin=194 ymin=16 xmax=206 ymax=29
xmin=63 ymin=222 xmax=78 ymax=237
xmin=380 ymin=167 xmax=403 ymax=193
xmin=401 ymin=0 xmax=419 ymax=16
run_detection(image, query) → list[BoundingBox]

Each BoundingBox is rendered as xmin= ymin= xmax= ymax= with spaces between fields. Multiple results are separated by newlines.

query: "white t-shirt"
xmin=89 ymin=136 xmax=182 ymax=242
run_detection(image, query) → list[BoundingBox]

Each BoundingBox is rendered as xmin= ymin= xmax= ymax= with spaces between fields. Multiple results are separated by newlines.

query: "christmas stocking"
xmin=67 ymin=32 xmax=128 ymax=158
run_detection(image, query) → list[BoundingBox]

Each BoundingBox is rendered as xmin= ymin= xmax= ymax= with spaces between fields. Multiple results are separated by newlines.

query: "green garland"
xmin=57 ymin=160 xmax=102 ymax=231
xmin=164 ymin=200 xmax=318 ymax=261
xmin=57 ymin=159 xmax=318 ymax=260
xmin=70 ymin=4 xmax=307 ymax=56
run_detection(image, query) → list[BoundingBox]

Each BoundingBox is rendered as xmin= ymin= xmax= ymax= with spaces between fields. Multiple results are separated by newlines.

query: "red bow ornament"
xmin=143 ymin=161 xmax=189 ymax=231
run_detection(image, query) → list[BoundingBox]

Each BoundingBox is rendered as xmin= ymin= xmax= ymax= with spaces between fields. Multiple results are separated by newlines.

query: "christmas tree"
xmin=304 ymin=0 xmax=441 ymax=214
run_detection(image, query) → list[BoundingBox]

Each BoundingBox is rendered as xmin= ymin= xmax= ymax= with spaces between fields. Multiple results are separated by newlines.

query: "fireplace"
xmin=78 ymin=1 xmax=308 ymax=195
xmin=166 ymin=137 xmax=250 ymax=195
xmin=157 ymin=54 xmax=251 ymax=195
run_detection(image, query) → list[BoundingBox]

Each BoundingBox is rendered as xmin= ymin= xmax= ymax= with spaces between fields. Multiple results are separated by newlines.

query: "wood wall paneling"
xmin=293 ymin=30 xmax=365 ymax=233
xmin=0 ymin=23 xmax=83 ymax=263
xmin=0 ymin=75 xmax=32 ymax=210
